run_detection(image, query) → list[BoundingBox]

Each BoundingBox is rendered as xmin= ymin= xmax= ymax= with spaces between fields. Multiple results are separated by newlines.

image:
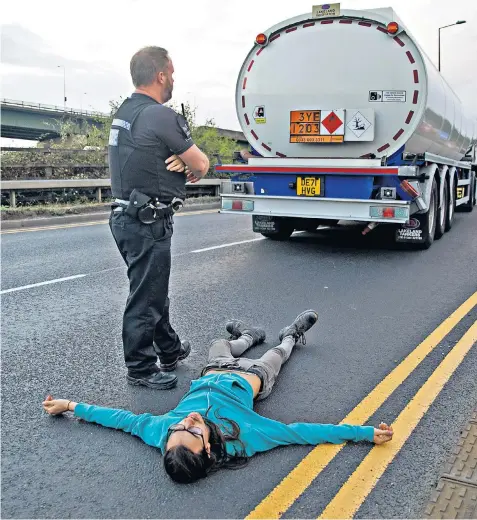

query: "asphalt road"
xmin=1 ymin=210 xmax=477 ymax=519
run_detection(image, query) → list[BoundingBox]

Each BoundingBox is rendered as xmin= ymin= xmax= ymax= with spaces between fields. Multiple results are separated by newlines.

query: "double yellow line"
xmin=247 ymin=290 xmax=477 ymax=519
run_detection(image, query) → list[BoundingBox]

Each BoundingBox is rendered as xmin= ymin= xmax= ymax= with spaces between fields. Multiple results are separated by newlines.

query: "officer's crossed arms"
xmin=165 ymin=144 xmax=210 ymax=184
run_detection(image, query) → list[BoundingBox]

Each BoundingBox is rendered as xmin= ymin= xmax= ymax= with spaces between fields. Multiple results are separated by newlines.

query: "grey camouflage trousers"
xmin=201 ymin=336 xmax=296 ymax=400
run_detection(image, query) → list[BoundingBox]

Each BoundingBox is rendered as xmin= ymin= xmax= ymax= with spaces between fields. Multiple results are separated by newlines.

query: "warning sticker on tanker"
xmin=253 ymin=106 xmax=266 ymax=124
xmin=369 ymin=90 xmax=406 ymax=102
xmin=347 ymin=111 xmax=371 ymax=138
xmin=312 ymin=3 xmax=340 ymax=18
xmin=320 ymin=110 xmax=344 ymax=135
xmin=383 ymin=90 xmax=406 ymax=102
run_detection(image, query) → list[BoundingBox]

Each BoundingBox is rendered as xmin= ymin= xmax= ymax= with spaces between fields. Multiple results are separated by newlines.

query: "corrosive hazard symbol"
xmin=253 ymin=106 xmax=266 ymax=124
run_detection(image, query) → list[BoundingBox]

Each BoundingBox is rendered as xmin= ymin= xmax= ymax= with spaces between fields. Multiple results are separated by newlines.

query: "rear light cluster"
xmin=370 ymin=206 xmax=408 ymax=219
xmin=222 ymin=200 xmax=254 ymax=211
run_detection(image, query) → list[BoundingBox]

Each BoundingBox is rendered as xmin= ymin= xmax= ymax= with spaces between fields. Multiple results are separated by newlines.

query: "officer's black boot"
xmin=126 ymin=369 xmax=178 ymax=390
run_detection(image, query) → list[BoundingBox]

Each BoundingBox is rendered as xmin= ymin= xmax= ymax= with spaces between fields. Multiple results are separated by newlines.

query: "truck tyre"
xmin=459 ymin=172 xmax=475 ymax=212
xmin=261 ymin=230 xmax=294 ymax=240
xmin=415 ymin=178 xmax=438 ymax=250
xmin=260 ymin=218 xmax=295 ymax=241
xmin=445 ymin=176 xmax=456 ymax=232
xmin=435 ymin=178 xmax=448 ymax=240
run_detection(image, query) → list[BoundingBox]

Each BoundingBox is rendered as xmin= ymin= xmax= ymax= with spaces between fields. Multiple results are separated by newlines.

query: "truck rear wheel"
xmin=445 ymin=176 xmax=456 ymax=231
xmin=261 ymin=230 xmax=294 ymax=241
xmin=435 ymin=179 xmax=448 ymax=240
xmin=256 ymin=216 xmax=295 ymax=241
xmin=418 ymin=178 xmax=438 ymax=249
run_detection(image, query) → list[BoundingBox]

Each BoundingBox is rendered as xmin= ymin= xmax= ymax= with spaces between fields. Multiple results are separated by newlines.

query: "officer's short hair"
xmin=130 ymin=46 xmax=170 ymax=87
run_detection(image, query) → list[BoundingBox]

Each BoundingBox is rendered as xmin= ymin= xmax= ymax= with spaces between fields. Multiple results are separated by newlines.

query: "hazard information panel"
xmin=290 ymin=110 xmax=345 ymax=143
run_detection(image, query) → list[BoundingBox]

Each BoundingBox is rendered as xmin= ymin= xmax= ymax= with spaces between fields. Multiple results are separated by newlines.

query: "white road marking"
xmin=0 ymin=274 xmax=87 ymax=295
xmin=2 ymin=225 xmax=266 ymax=295
xmin=2 ymin=237 xmax=262 ymax=295
xmin=191 ymin=237 xmax=266 ymax=253
xmin=0 ymin=209 xmax=218 ymax=235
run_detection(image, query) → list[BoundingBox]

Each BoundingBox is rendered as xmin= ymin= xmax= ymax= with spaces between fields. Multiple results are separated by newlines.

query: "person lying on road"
xmin=43 ymin=310 xmax=394 ymax=484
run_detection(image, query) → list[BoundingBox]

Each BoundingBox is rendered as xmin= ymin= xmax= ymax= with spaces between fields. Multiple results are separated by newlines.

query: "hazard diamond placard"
xmin=320 ymin=110 xmax=345 ymax=135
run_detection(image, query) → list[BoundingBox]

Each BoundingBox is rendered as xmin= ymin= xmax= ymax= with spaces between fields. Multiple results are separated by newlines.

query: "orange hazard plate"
xmin=290 ymin=110 xmax=344 ymax=143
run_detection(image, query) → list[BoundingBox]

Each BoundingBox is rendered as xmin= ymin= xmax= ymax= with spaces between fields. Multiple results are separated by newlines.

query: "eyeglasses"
xmin=167 ymin=424 xmax=206 ymax=449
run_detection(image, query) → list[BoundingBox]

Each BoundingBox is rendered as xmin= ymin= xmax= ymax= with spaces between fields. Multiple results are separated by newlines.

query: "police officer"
xmin=108 ymin=46 xmax=209 ymax=390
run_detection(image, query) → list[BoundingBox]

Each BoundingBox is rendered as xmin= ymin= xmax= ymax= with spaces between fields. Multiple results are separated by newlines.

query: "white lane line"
xmin=0 ymin=274 xmax=87 ymax=295
xmin=1 ymin=234 xmax=263 ymax=295
xmin=191 ymin=237 xmax=266 ymax=253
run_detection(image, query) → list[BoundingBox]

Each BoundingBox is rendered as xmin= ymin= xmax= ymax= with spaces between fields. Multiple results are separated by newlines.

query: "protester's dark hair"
xmin=130 ymin=46 xmax=170 ymax=87
xmin=163 ymin=410 xmax=249 ymax=484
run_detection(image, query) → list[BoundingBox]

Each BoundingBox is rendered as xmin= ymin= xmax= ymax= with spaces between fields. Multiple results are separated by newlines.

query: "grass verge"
xmin=1 ymin=196 xmax=220 ymax=220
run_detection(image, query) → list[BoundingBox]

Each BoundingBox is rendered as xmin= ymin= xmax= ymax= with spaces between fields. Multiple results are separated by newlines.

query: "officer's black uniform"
xmin=108 ymin=93 xmax=193 ymax=378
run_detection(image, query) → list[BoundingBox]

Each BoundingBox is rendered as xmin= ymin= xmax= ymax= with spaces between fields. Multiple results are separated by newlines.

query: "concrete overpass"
xmin=1 ymin=99 xmax=107 ymax=141
xmin=1 ymin=98 xmax=248 ymax=148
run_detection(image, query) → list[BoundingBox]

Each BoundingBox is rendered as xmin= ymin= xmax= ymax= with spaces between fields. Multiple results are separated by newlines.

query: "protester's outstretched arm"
xmin=249 ymin=418 xmax=393 ymax=455
xmin=284 ymin=422 xmax=393 ymax=445
xmin=42 ymin=396 xmax=167 ymax=449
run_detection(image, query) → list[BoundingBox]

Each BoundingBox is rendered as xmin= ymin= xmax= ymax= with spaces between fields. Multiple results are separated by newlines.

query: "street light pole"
xmin=438 ymin=20 xmax=466 ymax=71
xmin=57 ymin=65 xmax=66 ymax=110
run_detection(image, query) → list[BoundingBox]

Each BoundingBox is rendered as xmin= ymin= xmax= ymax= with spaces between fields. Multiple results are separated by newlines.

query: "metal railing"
xmin=1 ymin=98 xmax=108 ymax=118
xmin=1 ymin=179 xmax=225 ymax=207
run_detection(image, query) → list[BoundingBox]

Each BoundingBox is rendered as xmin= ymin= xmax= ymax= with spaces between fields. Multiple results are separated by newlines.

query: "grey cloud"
xmin=1 ymin=24 xmax=132 ymax=111
xmin=1 ymin=24 xmax=82 ymax=70
xmin=1 ymin=24 xmax=122 ymax=76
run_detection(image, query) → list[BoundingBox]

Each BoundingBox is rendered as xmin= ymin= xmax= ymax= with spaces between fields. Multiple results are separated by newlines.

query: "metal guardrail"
xmin=1 ymin=98 xmax=108 ymax=118
xmin=1 ymin=179 xmax=225 ymax=207
xmin=1 ymin=147 xmax=107 ymax=153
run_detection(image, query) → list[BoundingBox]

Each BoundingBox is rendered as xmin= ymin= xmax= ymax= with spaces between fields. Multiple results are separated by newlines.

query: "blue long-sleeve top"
xmin=74 ymin=373 xmax=374 ymax=456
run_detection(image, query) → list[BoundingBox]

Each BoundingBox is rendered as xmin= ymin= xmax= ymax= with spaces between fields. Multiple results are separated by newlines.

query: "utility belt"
xmin=112 ymin=189 xmax=184 ymax=224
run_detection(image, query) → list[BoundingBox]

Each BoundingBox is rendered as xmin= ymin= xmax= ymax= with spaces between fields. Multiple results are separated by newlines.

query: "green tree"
xmin=1 ymin=98 xmax=239 ymax=178
xmin=166 ymin=100 xmax=238 ymax=172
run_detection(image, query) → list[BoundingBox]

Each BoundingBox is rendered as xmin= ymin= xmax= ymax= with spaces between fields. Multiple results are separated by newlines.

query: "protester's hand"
xmin=42 ymin=395 xmax=75 ymax=415
xmin=165 ymin=154 xmax=186 ymax=173
xmin=373 ymin=422 xmax=393 ymax=444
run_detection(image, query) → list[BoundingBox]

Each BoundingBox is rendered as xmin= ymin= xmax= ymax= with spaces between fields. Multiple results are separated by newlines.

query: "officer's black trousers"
xmin=109 ymin=210 xmax=181 ymax=376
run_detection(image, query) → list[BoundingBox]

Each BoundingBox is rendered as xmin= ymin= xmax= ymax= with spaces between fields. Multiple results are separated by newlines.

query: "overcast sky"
xmin=1 ymin=0 xmax=476 ymax=145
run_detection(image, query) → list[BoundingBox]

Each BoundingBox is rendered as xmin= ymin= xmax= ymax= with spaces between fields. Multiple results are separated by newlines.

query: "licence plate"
xmin=290 ymin=110 xmax=344 ymax=143
xmin=296 ymin=176 xmax=325 ymax=197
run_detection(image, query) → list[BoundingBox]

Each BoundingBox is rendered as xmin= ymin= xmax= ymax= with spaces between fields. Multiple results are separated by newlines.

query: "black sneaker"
xmin=126 ymin=371 xmax=178 ymax=390
xmin=225 ymin=319 xmax=245 ymax=339
xmin=241 ymin=327 xmax=266 ymax=347
xmin=278 ymin=310 xmax=318 ymax=344
xmin=159 ymin=341 xmax=191 ymax=372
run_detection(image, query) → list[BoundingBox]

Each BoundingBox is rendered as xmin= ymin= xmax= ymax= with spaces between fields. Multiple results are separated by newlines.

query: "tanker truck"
xmin=217 ymin=4 xmax=477 ymax=249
